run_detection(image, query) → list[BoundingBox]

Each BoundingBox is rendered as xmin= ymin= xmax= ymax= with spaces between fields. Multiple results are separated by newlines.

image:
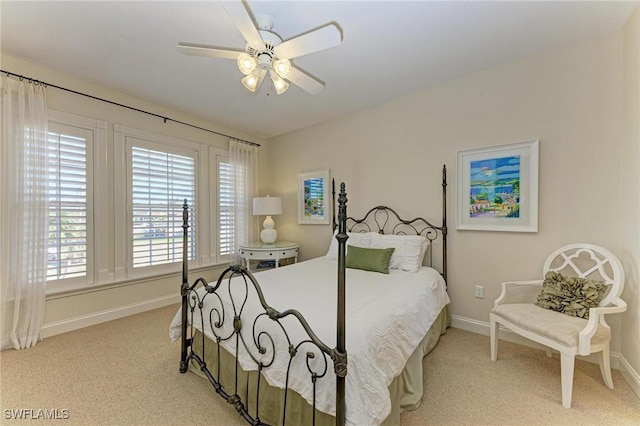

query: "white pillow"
xmin=415 ymin=237 xmax=431 ymax=271
xmin=369 ymin=233 xmax=430 ymax=272
xmin=326 ymin=231 xmax=373 ymax=260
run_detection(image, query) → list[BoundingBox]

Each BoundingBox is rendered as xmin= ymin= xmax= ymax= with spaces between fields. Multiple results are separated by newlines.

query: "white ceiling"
xmin=1 ymin=1 xmax=636 ymax=139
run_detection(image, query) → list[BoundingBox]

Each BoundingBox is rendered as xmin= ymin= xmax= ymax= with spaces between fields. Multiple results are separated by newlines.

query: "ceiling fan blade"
xmin=176 ymin=42 xmax=242 ymax=60
xmin=287 ymin=66 xmax=325 ymax=95
xmin=220 ymin=0 xmax=263 ymax=48
xmin=274 ymin=24 xmax=342 ymax=59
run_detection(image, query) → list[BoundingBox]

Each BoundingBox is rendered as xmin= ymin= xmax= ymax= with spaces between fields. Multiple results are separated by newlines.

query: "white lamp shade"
xmin=270 ymin=71 xmax=289 ymax=95
xmin=237 ymin=53 xmax=257 ymax=75
xmin=241 ymin=73 xmax=260 ymax=92
xmin=272 ymin=58 xmax=291 ymax=79
xmin=253 ymin=196 xmax=283 ymax=216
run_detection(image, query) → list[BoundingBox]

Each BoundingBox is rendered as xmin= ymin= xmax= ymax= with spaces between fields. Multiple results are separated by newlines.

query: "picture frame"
xmin=456 ymin=140 xmax=539 ymax=232
xmin=298 ymin=170 xmax=330 ymax=225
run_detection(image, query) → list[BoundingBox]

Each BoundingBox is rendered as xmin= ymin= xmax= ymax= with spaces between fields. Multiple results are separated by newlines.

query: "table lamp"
xmin=253 ymin=195 xmax=283 ymax=244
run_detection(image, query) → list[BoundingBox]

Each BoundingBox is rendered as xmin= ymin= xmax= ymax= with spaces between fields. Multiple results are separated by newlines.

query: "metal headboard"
xmin=331 ymin=165 xmax=448 ymax=281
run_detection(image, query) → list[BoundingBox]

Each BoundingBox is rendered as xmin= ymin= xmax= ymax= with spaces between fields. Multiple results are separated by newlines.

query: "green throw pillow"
xmin=345 ymin=245 xmax=395 ymax=274
xmin=535 ymin=271 xmax=608 ymax=319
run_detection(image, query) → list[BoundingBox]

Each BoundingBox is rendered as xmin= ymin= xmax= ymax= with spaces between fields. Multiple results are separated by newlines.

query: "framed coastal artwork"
xmin=298 ymin=170 xmax=330 ymax=225
xmin=456 ymin=140 xmax=539 ymax=232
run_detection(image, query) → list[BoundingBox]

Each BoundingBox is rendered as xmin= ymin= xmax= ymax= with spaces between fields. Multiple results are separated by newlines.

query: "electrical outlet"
xmin=474 ymin=285 xmax=485 ymax=299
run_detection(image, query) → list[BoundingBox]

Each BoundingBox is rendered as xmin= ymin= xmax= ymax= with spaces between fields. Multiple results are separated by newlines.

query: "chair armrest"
xmin=578 ymin=298 xmax=627 ymax=355
xmin=494 ymin=280 xmax=543 ymax=307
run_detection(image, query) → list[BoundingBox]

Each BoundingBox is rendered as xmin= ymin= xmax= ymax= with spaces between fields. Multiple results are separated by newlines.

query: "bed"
xmin=170 ymin=166 xmax=449 ymax=425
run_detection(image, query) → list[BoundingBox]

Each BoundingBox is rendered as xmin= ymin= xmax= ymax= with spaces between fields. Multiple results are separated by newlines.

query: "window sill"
xmin=45 ymin=262 xmax=229 ymax=301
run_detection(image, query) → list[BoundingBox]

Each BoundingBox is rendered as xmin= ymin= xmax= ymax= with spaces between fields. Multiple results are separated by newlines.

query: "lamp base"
xmin=260 ymin=228 xmax=277 ymax=245
xmin=260 ymin=215 xmax=277 ymax=244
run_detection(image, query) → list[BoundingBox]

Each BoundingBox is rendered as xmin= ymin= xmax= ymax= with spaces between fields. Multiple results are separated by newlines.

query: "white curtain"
xmin=0 ymin=77 xmax=49 ymax=350
xmin=229 ymin=139 xmax=257 ymax=265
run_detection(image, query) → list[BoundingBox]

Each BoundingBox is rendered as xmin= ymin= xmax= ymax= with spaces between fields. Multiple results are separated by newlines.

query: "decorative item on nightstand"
xmin=253 ymin=195 xmax=283 ymax=244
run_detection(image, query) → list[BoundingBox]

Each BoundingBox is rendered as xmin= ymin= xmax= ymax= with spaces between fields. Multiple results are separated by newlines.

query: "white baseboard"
xmin=40 ymin=294 xmax=181 ymax=338
xmin=451 ymin=314 xmax=640 ymax=399
xmin=617 ymin=351 xmax=640 ymax=398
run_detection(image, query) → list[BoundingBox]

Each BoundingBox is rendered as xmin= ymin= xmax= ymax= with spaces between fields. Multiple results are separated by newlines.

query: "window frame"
xmin=114 ymin=124 xmax=209 ymax=280
xmin=45 ymin=110 xmax=106 ymax=295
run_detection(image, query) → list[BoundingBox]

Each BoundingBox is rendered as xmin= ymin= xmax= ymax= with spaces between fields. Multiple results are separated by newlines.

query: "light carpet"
xmin=1 ymin=304 xmax=638 ymax=425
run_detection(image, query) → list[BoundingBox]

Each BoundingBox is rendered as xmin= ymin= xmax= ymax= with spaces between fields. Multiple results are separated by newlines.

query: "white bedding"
xmin=169 ymin=257 xmax=449 ymax=426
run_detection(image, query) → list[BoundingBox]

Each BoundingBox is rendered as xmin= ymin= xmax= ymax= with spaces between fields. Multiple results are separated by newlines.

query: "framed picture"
xmin=298 ymin=170 xmax=330 ymax=225
xmin=456 ymin=140 xmax=539 ymax=232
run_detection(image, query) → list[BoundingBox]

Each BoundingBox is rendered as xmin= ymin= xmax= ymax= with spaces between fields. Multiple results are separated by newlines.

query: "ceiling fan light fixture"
xmin=237 ymin=52 xmax=258 ymax=75
xmin=272 ymin=58 xmax=291 ymax=79
xmin=179 ymin=4 xmax=342 ymax=97
xmin=270 ymin=71 xmax=289 ymax=95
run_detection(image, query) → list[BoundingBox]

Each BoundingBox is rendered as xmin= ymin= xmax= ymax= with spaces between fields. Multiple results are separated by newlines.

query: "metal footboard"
xmin=179 ymin=183 xmax=350 ymax=425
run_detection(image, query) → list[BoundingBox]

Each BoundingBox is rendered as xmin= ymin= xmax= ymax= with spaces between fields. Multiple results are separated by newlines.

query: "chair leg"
xmin=560 ymin=353 xmax=575 ymax=408
xmin=490 ymin=318 xmax=499 ymax=361
xmin=599 ymin=345 xmax=614 ymax=389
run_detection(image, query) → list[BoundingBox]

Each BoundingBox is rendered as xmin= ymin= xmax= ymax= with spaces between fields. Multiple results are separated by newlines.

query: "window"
xmin=46 ymin=122 xmax=93 ymax=284
xmin=43 ymin=121 xmax=252 ymax=287
xmin=130 ymin=145 xmax=196 ymax=270
xmin=42 ymin=118 xmax=245 ymax=291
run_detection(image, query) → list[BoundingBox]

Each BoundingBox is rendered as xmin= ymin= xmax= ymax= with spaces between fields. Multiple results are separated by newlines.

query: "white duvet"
xmin=169 ymin=257 xmax=449 ymax=426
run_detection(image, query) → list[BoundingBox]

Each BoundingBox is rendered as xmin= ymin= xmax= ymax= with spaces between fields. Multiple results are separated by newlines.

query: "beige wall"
xmin=268 ymin=30 xmax=637 ymax=375
xmin=621 ymin=6 xmax=640 ymax=385
xmin=1 ymin=54 xmax=269 ymax=329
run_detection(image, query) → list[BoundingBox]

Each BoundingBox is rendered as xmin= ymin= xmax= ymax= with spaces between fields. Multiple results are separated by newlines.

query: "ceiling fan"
xmin=177 ymin=0 xmax=342 ymax=96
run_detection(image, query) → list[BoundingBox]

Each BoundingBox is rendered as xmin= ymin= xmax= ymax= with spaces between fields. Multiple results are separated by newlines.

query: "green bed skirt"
xmin=189 ymin=305 xmax=450 ymax=425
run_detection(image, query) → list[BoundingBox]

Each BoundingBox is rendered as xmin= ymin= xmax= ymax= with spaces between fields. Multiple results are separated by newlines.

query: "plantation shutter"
xmin=218 ymin=159 xmax=234 ymax=257
xmin=47 ymin=126 xmax=89 ymax=281
xmin=131 ymin=146 xmax=195 ymax=268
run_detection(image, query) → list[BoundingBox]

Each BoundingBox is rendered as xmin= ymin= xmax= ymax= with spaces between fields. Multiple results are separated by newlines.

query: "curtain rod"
xmin=1 ymin=69 xmax=260 ymax=147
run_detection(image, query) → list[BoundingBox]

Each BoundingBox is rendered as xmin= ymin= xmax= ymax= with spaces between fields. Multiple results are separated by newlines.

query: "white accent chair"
xmin=490 ymin=243 xmax=626 ymax=408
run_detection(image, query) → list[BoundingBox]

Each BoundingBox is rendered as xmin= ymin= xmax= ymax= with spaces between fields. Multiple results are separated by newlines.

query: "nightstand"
xmin=238 ymin=242 xmax=299 ymax=270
